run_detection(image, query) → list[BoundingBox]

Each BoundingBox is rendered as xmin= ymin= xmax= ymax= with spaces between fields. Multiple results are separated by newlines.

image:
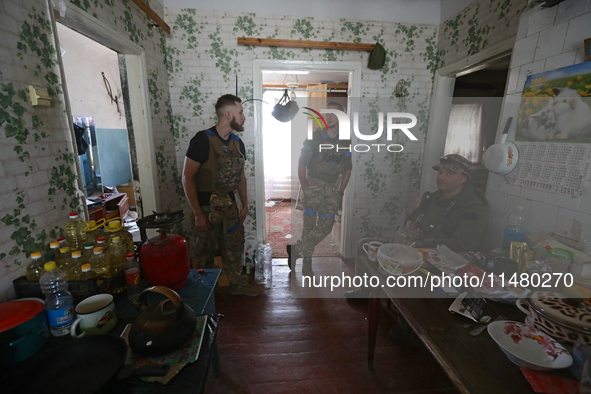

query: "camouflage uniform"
xmin=294 ymin=128 xmax=352 ymax=258
xmin=193 ymin=130 xmax=248 ymax=286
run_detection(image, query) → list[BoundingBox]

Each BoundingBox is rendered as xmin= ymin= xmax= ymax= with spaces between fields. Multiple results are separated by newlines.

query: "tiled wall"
xmin=0 ymin=0 xmax=177 ymax=301
xmin=484 ymin=0 xmax=591 ymax=249
xmin=164 ymin=9 xmax=441 ymax=242
xmin=437 ymin=0 xmax=528 ymax=68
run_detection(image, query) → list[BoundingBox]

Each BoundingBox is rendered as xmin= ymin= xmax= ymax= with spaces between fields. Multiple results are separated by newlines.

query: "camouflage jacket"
xmin=406 ymin=184 xmax=488 ymax=252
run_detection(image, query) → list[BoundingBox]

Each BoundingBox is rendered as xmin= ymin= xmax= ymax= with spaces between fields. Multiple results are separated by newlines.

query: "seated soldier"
xmin=346 ymin=153 xmax=488 ymax=299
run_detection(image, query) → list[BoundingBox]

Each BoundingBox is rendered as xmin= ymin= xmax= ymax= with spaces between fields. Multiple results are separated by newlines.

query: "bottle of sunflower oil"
xmin=89 ymin=247 xmax=111 ymax=278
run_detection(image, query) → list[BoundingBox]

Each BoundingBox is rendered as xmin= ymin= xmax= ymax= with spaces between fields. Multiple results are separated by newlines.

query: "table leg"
xmin=212 ymin=338 xmax=220 ymax=376
xmin=368 ymin=295 xmax=379 ymax=367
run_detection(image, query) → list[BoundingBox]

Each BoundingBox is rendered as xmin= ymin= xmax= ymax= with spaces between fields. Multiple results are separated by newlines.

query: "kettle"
xmin=128 ymin=286 xmax=197 ymax=357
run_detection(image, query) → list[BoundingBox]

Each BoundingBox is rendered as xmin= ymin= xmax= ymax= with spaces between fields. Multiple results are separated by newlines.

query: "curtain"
xmin=444 ymin=103 xmax=483 ymax=163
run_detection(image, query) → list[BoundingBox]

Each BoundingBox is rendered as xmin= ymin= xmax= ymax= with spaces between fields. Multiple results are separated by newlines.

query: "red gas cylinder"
xmin=140 ymin=234 xmax=189 ymax=290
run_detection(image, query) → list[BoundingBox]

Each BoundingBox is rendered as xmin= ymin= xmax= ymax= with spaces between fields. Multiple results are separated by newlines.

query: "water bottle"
xmin=502 ymin=206 xmax=527 ymax=253
xmin=263 ymin=244 xmax=272 ymax=288
xmin=255 ymin=244 xmax=266 ymax=285
xmin=125 ymin=252 xmax=142 ymax=302
xmin=39 ymin=261 xmax=76 ymax=336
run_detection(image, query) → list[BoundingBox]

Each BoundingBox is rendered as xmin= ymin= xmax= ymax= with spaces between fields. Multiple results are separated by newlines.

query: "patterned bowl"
xmin=516 ymin=291 xmax=591 ymax=346
xmin=488 ymin=321 xmax=572 ymax=371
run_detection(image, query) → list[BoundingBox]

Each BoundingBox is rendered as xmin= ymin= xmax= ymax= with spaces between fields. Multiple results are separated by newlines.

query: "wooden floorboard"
xmin=204 ymin=257 xmax=460 ymax=393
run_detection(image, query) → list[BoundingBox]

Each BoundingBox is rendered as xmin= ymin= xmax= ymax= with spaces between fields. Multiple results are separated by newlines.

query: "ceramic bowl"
xmin=377 ymin=244 xmax=423 ymax=268
xmin=488 ymin=321 xmax=573 ymax=371
xmin=516 ymin=291 xmax=591 ymax=346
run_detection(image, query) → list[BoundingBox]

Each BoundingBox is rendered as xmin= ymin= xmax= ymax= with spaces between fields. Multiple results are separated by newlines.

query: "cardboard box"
xmin=118 ymin=185 xmax=136 ymax=206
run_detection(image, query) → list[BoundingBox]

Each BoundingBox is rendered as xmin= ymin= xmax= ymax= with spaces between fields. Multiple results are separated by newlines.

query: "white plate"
xmin=488 ymin=321 xmax=572 ymax=371
xmin=377 ymin=254 xmax=423 ymax=276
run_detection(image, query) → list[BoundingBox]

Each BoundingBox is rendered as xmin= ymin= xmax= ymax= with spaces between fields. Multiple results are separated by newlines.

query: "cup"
xmin=363 ymin=241 xmax=383 ymax=261
xmin=71 ymin=294 xmax=117 ymax=338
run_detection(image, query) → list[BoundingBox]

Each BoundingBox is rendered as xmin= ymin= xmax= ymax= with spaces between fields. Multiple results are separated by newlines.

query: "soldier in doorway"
xmin=287 ymin=101 xmax=352 ymax=275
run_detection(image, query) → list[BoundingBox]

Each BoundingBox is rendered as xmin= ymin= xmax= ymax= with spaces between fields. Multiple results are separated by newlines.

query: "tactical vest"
xmin=307 ymin=132 xmax=351 ymax=183
xmin=194 ymin=130 xmax=244 ymax=192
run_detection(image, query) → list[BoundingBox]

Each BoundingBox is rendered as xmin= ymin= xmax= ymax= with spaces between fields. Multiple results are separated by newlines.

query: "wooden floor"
xmin=204 ymin=257 xmax=460 ymax=394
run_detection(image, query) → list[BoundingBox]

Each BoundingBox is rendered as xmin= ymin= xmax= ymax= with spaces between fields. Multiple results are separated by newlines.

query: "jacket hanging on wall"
xmin=74 ymin=123 xmax=89 ymax=155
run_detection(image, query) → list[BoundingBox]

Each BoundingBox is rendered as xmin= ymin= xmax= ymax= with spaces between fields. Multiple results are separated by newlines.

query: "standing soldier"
xmin=182 ymin=94 xmax=261 ymax=296
xmin=288 ymin=101 xmax=352 ymax=274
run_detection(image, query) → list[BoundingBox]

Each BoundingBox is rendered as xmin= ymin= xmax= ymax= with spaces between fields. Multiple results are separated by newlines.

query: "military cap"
xmin=432 ymin=154 xmax=472 ymax=180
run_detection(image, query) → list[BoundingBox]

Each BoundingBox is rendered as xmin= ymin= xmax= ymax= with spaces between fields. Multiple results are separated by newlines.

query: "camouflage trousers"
xmin=295 ymin=177 xmax=342 ymax=258
xmin=194 ymin=200 xmax=248 ymax=286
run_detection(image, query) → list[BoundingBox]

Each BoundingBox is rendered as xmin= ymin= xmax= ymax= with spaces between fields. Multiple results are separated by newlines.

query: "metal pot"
xmin=0 ymin=298 xmax=49 ymax=367
xmin=128 ymin=286 xmax=197 ymax=357
xmin=516 ymin=291 xmax=591 ymax=346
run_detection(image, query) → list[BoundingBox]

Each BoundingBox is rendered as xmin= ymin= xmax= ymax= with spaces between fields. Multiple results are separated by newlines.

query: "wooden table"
xmin=360 ymin=252 xmax=575 ymax=394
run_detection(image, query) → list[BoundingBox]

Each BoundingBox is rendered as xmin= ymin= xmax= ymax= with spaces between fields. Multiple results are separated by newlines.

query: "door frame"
xmin=420 ymin=38 xmax=514 ymax=196
xmin=50 ymin=1 xmax=160 ymax=216
xmin=253 ymin=59 xmax=362 ymax=258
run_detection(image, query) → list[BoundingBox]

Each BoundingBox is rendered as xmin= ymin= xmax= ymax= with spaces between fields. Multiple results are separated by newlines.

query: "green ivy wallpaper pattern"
xmin=0 ymin=0 xmax=177 ymax=300
xmin=438 ymin=0 xmax=528 ymax=67
xmin=164 ymin=9 xmax=439 ymax=241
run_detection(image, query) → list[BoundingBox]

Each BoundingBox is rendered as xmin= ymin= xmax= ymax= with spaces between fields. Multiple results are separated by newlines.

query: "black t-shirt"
xmin=186 ymin=126 xmax=246 ymax=206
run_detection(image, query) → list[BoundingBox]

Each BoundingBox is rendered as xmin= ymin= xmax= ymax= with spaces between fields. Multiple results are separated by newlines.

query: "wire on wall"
xmin=102 ymin=72 xmax=123 ymax=119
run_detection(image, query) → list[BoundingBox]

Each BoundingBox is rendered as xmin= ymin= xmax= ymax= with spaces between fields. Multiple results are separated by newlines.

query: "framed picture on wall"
xmin=585 ymin=38 xmax=591 ymax=62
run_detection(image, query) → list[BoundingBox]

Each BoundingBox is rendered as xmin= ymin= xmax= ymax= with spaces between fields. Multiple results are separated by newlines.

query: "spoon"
xmin=462 ymin=315 xmax=491 ymax=329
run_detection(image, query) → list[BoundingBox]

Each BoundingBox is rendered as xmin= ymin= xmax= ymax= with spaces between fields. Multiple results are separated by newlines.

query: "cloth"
xmin=194 ymin=200 xmax=248 ymax=287
xmin=406 ymin=184 xmax=487 ymax=252
xmin=186 ymin=126 xmax=246 ymax=206
xmin=295 ymin=128 xmax=350 ymax=258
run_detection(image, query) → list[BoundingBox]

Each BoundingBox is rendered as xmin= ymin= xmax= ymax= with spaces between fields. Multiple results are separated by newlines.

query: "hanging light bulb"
xmin=290 ymin=91 xmax=296 ymax=100
xmin=284 ymin=74 xmax=299 ymax=89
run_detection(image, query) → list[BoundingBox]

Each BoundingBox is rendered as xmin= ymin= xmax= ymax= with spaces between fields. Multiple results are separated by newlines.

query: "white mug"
xmin=71 ymin=294 xmax=117 ymax=338
xmin=363 ymin=241 xmax=383 ymax=261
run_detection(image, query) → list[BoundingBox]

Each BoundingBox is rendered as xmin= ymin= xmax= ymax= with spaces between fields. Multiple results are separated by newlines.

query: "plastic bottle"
xmin=79 ymin=263 xmax=97 ymax=280
xmin=48 ymin=241 xmax=61 ymax=261
xmin=67 ymin=251 xmax=83 ymax=280
xmin=81 ymin=242 xmax=94 ymax=266
xmin=39 ymin=261 xmax=76 ymax=336
xmin=255 ymin=244 xmax=266 ymax=285
xmin=25 ymin=251 xmax=46 ymax=281
xmin=89 ymin=247 xmax=111 ymax=278
xmin=263 ymin=244 xmax=273 ymax=288
xmin=96 ymin=236 xmax=109 ymax=253
xmin=65 ymin=212 xmax=87 ymax=252
xmin=502 ymin=206 xmax=527 ymax=253
xmin=85 ymin=220 xmax=104 ymax=245
xmin=106 ymin=220 xmax=134 ymax=254
xmin=55 ymin=246 xmax=71 ymax=270
xmin=107 ymin=237 xmax=127 ymax=294
xmin=125 ymin=252 xmax=141 ymax=302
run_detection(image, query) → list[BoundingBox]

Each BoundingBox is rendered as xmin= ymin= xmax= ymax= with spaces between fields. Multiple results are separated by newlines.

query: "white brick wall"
xmin=484 ymin=0 xmax=591 ymax=249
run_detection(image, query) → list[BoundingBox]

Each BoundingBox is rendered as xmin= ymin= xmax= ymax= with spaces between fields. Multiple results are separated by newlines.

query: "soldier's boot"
xmin=302 ymin=257 xmax=313 ymax=277
xmin=287 ymin=244 xmax=293 ymax=270
xmin=287 ymin=244 xmax=302 ymax=270
xmin=230 ymin=283 xmax=262 ymax=297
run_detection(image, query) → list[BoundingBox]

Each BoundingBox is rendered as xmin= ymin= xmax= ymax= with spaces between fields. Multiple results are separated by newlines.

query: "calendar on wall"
xmin=505 ymin=142 xmax=591 ymax=197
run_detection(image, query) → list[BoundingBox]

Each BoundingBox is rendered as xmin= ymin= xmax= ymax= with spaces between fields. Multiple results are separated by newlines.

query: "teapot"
xmin=128 ymin=286 xmax=197 ymax=357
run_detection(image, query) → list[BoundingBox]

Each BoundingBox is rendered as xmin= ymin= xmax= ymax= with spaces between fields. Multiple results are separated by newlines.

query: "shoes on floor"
xmin=230 ymin=284 xmax=262 ymax=297
xmin=344 ymin=287 xmax=371 ymax=299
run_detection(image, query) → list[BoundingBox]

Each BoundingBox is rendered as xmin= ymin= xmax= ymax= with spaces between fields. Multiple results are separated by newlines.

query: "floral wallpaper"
xmin=0 ymin=0 xmax=177 ymax=301
xmin=438 ymin=0 xmax=528 ymax=67
xmin=164 ymin=9 xmax=441 ymax=242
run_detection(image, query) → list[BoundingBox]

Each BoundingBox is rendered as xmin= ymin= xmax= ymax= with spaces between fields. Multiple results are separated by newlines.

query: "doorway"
xmin=57 ymin=23 xmax=133 ymax=202
xmin=51 ymin=2 xmax=159 ymax=217
xmin=253 ymin=60 xmax=362 ymax=259
xmin=261 ymin=71 xmax=349 ymax=258
xmin=420 ymin=39 xmax=514 ymax=196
